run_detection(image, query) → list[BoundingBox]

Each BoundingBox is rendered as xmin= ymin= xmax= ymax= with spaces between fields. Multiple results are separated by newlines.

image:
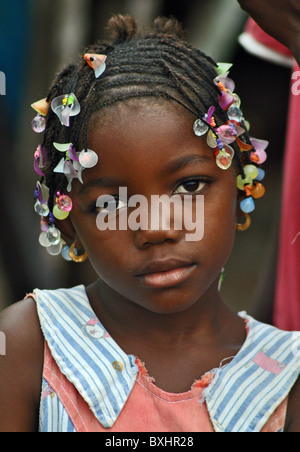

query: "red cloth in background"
xmin=244 ymin=19 xmax=292 ymax=58
xmin=274 ymin=64 xmax=300 ymax=330
xmin=242 ymin=19 xmax=300 ymax=330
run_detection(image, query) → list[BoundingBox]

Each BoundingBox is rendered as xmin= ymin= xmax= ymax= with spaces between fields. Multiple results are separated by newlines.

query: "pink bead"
xmin=57 ymin=194 xmax=73 ymax=212
xmin=251 ymin=149 xmax=267 ymax=164
xmin=32 ymin=114 xmax=46 ymax=133
xmin=216 ymin=125 xmax=236 ymax=144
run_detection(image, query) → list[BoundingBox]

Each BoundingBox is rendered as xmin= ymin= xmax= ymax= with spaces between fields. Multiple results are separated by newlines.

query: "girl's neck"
xmin=86 ymin=279 xmax=246 ymax=393
xmin=86 ymin=279 xmax=241 ymax=350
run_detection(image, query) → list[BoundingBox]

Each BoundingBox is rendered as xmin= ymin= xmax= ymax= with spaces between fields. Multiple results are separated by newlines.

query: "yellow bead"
xmin=53 ymin=205 xmax=69 ymax=220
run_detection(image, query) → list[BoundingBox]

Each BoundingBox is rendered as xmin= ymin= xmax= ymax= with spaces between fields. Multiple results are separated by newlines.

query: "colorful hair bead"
xmin=216 ymin=124 xmax=237 ymax=144
xmin=34 ymin=200 xmax=49 ymax=218
xmin=46 ymin=223 xmax=61 ymax=246
xmin=53 ymin=192 xmax=73 ymax=220
xmin=51 ymin=93 xmax=81 ymax=127
xmin=53 ymin=142 xmax=84 ymax=191
xmin=240 ymin=196 xmax=255 ymax=213
xmin=227 ymin=105 xmax=244 ymax=123
xmin=243 ymin=164 xmax=259 ymax=180
xmin=31 ymin=98 xmax=50 ymax=116
xmin=250 ymin=149 xmax=267 ymax=164
xmin=237 ymin=174 xmax=253 ymax=191
xmin=61 ymin=245 xmax=73 ymax=261
xmin=32 ymin=115 xmax=46 ymax=133
xmin=193 ymin=106 xmax=216 ymax=137
xmin=78 ymin=149 xmax=99 ymax=168
xmin=31 ymin=98 xmax=50 ymax=133
xmin=214 ymin=73 xmax=235 ymax=111
xmin=235 ymin=137 xmax=253 ymax=152
xmin=206 ymin=129 xmax=218 ymax=148
xmin=193 ymin=119 xmax=209 ymax=137
xmin=53 ymin=206 xmax=69 ymax=221
xmin=34 ymin=182 xmax=50 ymax=217
xmin=56 ymin=193 xmax=73 ymax=212
xmin=255 ymin=169 xmax=265 ymax=182
xmin=84 ymin=53 xmax=107 ymax=78
xmin=218 ymin=90 xmax=235 ymax=111
xmin=215 ymin=145 xmax=234 ymax=170
xmin=34 ymin=145 xmax=47 ymax=177
xmin=251 ymin=182 xmax=266 ymax=199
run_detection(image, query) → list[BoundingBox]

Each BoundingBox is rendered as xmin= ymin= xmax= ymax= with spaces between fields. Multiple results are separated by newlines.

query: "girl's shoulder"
xmin=0 ymin=297 xmax=44 ymax=432
xmin=0 ymin=296 xmax=44 ymax=360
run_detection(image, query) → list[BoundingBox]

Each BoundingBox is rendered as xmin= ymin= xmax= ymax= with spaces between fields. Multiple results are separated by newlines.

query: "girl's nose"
xmin=134 ymin=226 xmax=183 ymax=249
xmin=133 ymin=197 xmax=184 ymax=249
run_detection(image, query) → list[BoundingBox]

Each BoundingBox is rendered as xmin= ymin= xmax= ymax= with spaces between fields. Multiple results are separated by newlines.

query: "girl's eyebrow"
xmin=160 ymin=154 xmax=212 ymax=176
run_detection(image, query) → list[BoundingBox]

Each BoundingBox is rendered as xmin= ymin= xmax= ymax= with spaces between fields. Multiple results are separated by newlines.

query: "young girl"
xmin=0 ymin=15 xmax=299 ymax=433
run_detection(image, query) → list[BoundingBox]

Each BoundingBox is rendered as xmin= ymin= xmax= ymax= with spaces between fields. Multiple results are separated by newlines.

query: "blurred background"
xmin=0 ymin=0 xmax=292 ymax=317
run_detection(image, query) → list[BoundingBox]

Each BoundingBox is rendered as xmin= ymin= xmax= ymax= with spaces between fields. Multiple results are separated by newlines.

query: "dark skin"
xmin=0 ymin=100 xmax=299 ymax=431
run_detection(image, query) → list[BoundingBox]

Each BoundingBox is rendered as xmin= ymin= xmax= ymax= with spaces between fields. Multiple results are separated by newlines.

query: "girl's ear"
xmin=55 ymin=217 xmax=76 ymax=245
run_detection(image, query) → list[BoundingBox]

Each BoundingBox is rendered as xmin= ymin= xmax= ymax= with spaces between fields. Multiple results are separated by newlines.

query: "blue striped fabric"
xmin=206 ymin=312 xmax=300 ymax=432
xmin=40 ymin=380 xmax=76 ymax=432
xmin=35 ymin=286 xmax=138 ymax=429
xmin=35 ymin=286 xmax=300 ymax=432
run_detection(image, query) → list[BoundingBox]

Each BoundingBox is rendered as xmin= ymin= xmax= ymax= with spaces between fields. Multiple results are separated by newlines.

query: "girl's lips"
xmin=136 ymin=263 xmax=196 ymax=289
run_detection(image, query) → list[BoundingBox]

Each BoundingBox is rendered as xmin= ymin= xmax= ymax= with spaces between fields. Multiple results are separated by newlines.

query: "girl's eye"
xmin=175 ymin=179 xmax=208 ymax=195
xmin=95 ymin=196 xmax=127 ymax=214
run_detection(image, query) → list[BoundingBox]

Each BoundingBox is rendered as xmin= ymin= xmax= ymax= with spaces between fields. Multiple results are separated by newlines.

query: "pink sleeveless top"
xmin=34 ymin=287 xmax=299 ymax=432
xmin=43 ymin=341 xmax=287 ymax=432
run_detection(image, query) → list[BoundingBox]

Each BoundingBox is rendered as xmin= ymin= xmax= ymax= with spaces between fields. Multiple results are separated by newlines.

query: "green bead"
xmin=237 ymin=174 xmax=253 ymax=191
xmin=67 ymin=95 xmax=75 ymax=105
xmin=53 ymin=205 xmax=69 ymax=220
xmin=244 ymin=164 xmax=258 ymax=180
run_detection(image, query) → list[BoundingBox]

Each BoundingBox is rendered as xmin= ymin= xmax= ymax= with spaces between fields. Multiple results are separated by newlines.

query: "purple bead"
xmin=216 ymin=138 xmax=224 ymax=150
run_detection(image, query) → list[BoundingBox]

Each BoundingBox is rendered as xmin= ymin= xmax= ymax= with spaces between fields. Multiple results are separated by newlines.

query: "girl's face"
xmin=70 ymin=100 xmax=238 ymax=314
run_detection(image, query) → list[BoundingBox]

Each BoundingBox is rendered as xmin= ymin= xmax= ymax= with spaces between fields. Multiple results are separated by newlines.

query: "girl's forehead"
xmin=88 ymin=99 xmax=198 ymax=147
xmin=89 ymin=98 xmax=189 ymax=127
xmin=82 ymin=100 xmax=218 ymax=184
xmin=91 ymin=103 xmax=199 ymax=147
